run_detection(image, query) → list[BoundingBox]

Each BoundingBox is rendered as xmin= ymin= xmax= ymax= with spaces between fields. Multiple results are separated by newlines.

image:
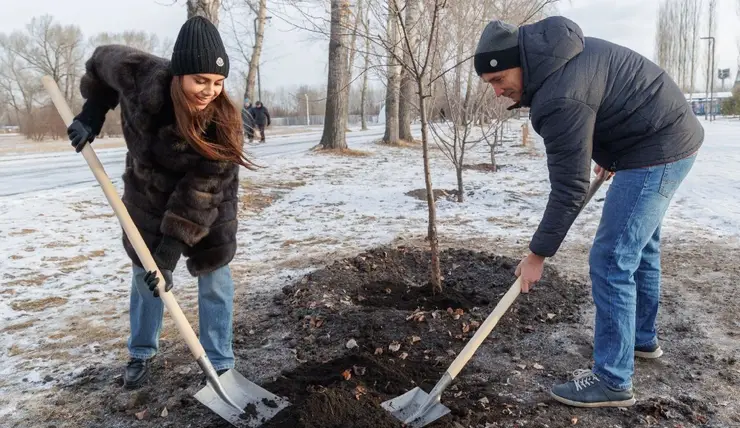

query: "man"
xmin=474 ymin=16 xmax=703 ymax=407
xmin=241 ymin=98 xmax=255 ymax=143
xmin=249 ymin=101 xmax=271 ymax=143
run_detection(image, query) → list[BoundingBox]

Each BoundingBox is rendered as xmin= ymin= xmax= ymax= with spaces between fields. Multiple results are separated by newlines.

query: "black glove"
xmin=67 ymin=120 xmax=95 ymax=153
xmin=145 ymin=269 xmax=173 ymax=298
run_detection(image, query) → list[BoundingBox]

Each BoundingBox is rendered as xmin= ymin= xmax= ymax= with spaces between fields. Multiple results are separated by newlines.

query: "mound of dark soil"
xmin=53 ymin=246 xmax=719 ymax=428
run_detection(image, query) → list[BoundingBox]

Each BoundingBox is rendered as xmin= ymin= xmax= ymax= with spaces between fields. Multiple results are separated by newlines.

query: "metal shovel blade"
xmin=194 ymin=369 xmax=290 ymax=427
xmin=380 ymin=387 xmax=450 ymax=428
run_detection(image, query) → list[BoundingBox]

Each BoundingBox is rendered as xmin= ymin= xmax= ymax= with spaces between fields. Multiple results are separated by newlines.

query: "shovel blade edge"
xmin=380 ymin=387 xmax=450 ymax=428
xmin=194 ymin=369 xmax=290 ymax=427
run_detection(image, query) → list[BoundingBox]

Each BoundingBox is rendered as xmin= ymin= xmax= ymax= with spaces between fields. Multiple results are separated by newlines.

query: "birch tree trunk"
xmin=244 ymin=0 xmax=268 ymax=102
xmin=382 ymin=0 xmax=401 ymax=144
xmin=320 ymin=0 xmax=351 ymax=150
xmin=186 ymin=0 xmax=221 ymax=26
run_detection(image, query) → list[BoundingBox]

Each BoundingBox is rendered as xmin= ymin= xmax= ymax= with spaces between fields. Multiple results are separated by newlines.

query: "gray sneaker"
xmin=550 ymin=369 xmax=636 ymax=408
xmin=635 ymin=343 xmax=663 ymax=359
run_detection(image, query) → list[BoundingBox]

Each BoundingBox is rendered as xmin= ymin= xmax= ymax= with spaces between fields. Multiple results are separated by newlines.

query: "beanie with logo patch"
xmin=171 ymin=16 xmax=230 ymax=78
xmin=474 ymin=20 xmax=521 ymax=76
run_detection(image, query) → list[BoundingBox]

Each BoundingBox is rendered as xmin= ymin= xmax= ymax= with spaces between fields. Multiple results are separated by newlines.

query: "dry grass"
xmin=1 ymin=319 xmax=38 ymax=333
xmin=81 ymin=212 xmax=115 ymax=220
xmin=5 ymin=274 xmax=54 ymax=287
xmin=239 ymin=179 xmax=308 ymax=215
xmin=10 ymin=297 xmax=68 ymax=312
xmin=8 ymin=228 xmax=36 ymax=236
xmin=374 ymin=139 xmax=421 ymax=149
xmin=43 ymin=241 xmax=76 ymax=249
xmin=313 ymin=147 xmax=371 ymax=157
xmin=281 ymin=236 xmax=340 ymax=248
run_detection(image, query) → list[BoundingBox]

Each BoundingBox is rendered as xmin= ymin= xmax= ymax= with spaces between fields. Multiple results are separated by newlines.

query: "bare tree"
xmin=0 ymin=15 xmax=85 ymax=102
xmin=187 ymin=0 xmax=222 ymax=25
xmin=245 ymin=0 xmax=268 ymax=102
xmin=360 ymin=12 xmax=370 ymax=130
xmin=382 ymin=0 xmax=402 ymax=144
xmin=398 ymin=0 xmax=421 ymax=142
xmin=655 ymin=0 xmax=702 ymax=92
xmin=320 ymin=0 xmax=351 ymax=150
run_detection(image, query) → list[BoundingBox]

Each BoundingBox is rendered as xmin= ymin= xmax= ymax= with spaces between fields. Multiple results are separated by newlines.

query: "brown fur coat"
xmin=78 ymin=45 xmax=240 ymax=276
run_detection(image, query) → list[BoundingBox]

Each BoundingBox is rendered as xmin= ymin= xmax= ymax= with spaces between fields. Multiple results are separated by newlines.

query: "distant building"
xmin=685 ymin=91 xmax=733 ymax=116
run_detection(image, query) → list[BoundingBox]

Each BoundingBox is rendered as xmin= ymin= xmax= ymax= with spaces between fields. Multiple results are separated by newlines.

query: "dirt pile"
xmin=48 ymin=246 xmax=722 ymax=428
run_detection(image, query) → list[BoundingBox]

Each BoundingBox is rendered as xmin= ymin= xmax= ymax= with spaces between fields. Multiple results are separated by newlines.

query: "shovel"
xmin=42 ymin=76 xmax=289 ymax=427
xmin=381 ymin=173 xmax=608 ymax=428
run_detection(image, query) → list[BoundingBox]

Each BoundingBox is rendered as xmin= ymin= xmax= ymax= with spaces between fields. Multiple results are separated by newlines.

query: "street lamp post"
xmin=253 ymin=16 xmax=272 ymax=102
xmin=701 ymin=36 xmax=715 ymax=121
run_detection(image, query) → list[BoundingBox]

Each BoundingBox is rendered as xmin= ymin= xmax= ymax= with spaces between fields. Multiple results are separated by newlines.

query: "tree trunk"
xmin=320 ymin=0 xmax=351 ymax=150
xmin=347 ymin=0 xmax=363 ymax=83
xmin=456 ymin=166 xmax=464 ymax=203
xmin=383 ymin=0 xmax=401 ymax=144
xmin=186 ymin=0 xmax=221 ymax=26
xmin=244 ymin=0 xmax=267 ymax=103
xmin=344 ymin=0 xmax=363 ymax=130
xmin=399 ymin=0 xmax=420 ymax=142
xmin=417 ymin=77 xmax=441 ymax=292
xmin=360 ymin=16 xmax=370 ymax=131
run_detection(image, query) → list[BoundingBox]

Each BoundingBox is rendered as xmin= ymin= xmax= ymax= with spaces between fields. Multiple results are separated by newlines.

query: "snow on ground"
xmin=1 ymin=118 xmax=738 ymax=421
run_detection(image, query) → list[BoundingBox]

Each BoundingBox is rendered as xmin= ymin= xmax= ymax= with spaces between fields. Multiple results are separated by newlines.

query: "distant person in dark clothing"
xmin=241 ymin=99 xmax=255 ymax=143
xmin=249 ymin=101 xmax=270 ymax=142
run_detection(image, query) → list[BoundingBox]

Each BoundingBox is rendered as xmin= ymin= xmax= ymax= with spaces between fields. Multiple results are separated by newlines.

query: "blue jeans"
xmin=127 ymin=264 xmax=235 ymax=371
xmin=590 ymin=154 xmax=696 ymax=390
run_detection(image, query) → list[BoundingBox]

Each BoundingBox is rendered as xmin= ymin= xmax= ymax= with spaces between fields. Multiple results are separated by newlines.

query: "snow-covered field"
xmin=1 ymin=118 xmax=738 ymax=423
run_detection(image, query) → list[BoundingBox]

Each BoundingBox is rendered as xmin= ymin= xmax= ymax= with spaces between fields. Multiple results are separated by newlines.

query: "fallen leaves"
xmin=346 ymin=339 xmax=358 ymax=349
xmin=374 ymin=347 xmax=384 ymax=355
xmin=353 ymin=365 xmax=366 ymax=376
xmin=406 ymin=309 xmax=427 ymax=323
xmin=410 ymin=335 xmax=421 ymax=344
xmin=447 ymin=307 xmax=465 ymax=320
xmin=354 ymin=385 xmax=367 ymax=400
xmin=135 ymin=409 xmax=149 ymax=420
xmin=341 ymin=369 xmax=352 ymax=380
xmin=389 ymin=341 xmax=401 ymax=352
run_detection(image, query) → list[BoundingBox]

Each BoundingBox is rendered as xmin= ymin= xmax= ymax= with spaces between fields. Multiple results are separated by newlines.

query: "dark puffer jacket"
xmin=77 ymin=45 xmax=240 ymax=276
xmin=519 ymin=16 xmax=704 ymax=258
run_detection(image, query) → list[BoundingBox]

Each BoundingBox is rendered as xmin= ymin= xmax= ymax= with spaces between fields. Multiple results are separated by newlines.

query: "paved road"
xmin=0 ymin=125 xmax=388 ymax=197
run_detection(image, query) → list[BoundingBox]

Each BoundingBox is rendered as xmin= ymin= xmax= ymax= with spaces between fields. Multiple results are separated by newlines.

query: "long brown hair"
xmin=170 ymin=76 xmax=259 ymax=170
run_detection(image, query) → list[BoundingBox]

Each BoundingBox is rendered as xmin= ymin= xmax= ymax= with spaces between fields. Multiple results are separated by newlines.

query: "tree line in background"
xmin=4 ymin=0 xmax=736 ymax=291
xmin=654 ymin=0 xmax=739 ymax=98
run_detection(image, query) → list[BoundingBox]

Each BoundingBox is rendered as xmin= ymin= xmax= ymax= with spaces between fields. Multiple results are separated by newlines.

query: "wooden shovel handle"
xmin=41 ymin=76 xmax=205 ymax=360
xmin=447 ymin=278 xmax=521 ymax=379
xmin=447 ymin=171 xmax=606 ymax=379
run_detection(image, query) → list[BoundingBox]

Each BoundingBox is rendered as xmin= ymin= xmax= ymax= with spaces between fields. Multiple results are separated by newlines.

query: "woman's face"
xmin=181 ymin=73 xmax=225 ymax=110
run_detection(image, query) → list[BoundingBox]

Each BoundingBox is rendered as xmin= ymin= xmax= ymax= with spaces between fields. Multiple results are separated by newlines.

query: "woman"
xmin=66 ymin=16 xmax=256 ymax=389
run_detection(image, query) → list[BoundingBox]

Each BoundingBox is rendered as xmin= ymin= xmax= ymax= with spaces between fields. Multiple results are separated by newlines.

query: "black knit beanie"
xmin=474 ymin=20 xmax=521 ymax=76
xmin=171 ymin=16 xmax=230 ymax=77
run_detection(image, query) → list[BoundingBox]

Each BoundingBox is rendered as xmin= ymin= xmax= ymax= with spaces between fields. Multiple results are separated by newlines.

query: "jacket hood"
xmin=519 ymin=16 xmax=585 ymax=106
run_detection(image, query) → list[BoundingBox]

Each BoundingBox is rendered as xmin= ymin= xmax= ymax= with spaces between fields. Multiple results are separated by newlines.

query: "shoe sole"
xmin=550 ymin=391 xmax=636 ymax=408
xmin=635 ymin=347 xmax=664 ymax=359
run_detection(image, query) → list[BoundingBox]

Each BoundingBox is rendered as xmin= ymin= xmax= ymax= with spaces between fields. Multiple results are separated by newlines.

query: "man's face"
xmin=481 ymin=67 xmax=523 ymax=102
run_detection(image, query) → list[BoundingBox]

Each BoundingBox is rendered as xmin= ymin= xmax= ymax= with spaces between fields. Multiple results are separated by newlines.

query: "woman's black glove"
xmin=68 ymin=100 xmax=109 ymax=152
xmin=144 ymin=269 xmax=173 ymax=298
xmin=67 ymin=120 xmax=95 ymax=153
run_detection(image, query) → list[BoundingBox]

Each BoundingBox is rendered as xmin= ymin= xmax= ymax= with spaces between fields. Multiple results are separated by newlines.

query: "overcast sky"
xmin=1 ymin=0 xmax=738 ymax=94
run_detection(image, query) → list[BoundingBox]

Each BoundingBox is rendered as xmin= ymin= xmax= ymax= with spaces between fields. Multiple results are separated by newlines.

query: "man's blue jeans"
xmin=590 ymin=154 xmax=696 ymax=390
xmin=127 ymin=264 xmax=235 ymax=371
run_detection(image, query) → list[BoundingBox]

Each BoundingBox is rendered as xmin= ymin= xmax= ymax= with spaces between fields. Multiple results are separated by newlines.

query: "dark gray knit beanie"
xmin=171 ymin=16 xmax=230 ymax=77
xmin=474 ymin=20 xmax=521 ymax=76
